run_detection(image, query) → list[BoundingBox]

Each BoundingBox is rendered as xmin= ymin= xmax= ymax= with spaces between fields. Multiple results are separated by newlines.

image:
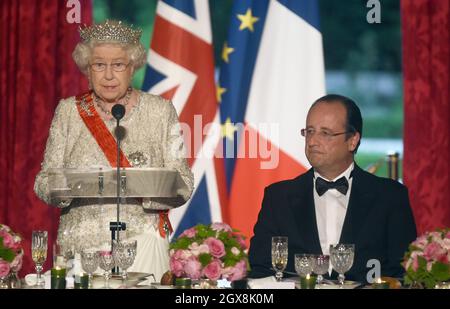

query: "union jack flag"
xmin=142 ymin=0 xmax=227 ymax=237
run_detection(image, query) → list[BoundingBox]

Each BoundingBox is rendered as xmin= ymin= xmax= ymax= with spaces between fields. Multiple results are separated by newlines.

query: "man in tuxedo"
xmin=248 ymin=94 xmax=417 ymax=283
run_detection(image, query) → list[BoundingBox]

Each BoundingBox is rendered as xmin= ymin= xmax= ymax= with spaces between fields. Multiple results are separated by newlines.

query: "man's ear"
xmin=348 ymin=132 xmax=360 ymax=152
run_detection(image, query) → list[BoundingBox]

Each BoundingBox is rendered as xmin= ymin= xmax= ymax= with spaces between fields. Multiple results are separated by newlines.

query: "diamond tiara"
xmin=79 ymin=20 xmax=142 ymax=45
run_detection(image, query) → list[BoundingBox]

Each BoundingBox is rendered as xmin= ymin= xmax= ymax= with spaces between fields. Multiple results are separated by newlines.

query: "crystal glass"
xmin=31 ymin=231 xmax=48 ymax=287
xmin=81 ymin=249 xmax=99 ymax=288
xmin=97 ymin=250 xmax=116 ymax=289
xmin=271 ymin=236 xmax=288 ymax=282
xmin=112 ymin=240 xmax=137 ymax=281
xmin=330 ymin=244 xmax=355 ymax=285
xmin=312 ymin=254 xmax=330 ymax=285
xmin=294 ymin=254 xmax=315 ymax=277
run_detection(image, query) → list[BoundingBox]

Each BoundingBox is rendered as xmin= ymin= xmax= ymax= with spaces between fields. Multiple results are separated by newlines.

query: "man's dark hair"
xmin=311 ymin=94 xmax=363 ymax=153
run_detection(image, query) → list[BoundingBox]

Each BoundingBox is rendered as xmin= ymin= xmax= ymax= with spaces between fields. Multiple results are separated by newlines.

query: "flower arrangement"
xmin=403 ymin=227 xmax=450 ymax=289
xmin=0 ymin=224 xmax=24 ymax=278
xmin=169 ymin=222 xmax=248 ymax=281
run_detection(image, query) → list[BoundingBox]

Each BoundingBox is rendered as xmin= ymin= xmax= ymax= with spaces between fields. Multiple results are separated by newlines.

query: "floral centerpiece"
xmin=403 ymin=227 xmax=450 ymax=289
xmin=169 ymin=222 xmax=248 ymax=282
xmin=0 ymin=224 xmax=24 ymax=279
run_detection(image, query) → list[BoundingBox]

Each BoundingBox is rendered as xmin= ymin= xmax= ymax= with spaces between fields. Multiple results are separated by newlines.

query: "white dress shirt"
xmin=314 ymin=162 xmax=354 ymax=255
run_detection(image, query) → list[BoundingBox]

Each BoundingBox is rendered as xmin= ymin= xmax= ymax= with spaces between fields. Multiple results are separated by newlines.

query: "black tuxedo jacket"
xmin=248 ymin=165 xmax=417 ymax=283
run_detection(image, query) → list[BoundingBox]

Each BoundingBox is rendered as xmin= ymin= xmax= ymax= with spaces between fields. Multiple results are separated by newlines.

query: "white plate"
xmin=284 ymin=277 xmax=361 ymax=289
xmin=314 ymin=280 xmax=361 ymax=289
xmin=150 ymin=283 xmax=176 ymax=289
xmin=92 ymin=272 xmax=152 ymax=289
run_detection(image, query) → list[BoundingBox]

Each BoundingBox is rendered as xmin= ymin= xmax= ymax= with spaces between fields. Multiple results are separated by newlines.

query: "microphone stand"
xmin=110 ymin=104 xmax=126 ymax=274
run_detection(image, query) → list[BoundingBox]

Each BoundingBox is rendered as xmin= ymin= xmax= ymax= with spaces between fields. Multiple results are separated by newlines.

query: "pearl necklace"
xmin=94 ymin=87 xmax=132 ymax=116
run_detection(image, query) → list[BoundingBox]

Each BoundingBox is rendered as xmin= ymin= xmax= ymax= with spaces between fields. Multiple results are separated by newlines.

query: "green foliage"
xmin=198 ymin=253 xmax=212 ymax=266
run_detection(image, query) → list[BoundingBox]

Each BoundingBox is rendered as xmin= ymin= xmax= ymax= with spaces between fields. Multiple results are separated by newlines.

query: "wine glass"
xmin=112 ymin=240 xmax=137 ymax=282
xmin=294 ymin=254 xmax=315 ymax=277
xmin=330 ymin=244 xmax=355 ymax=286
xmin=97 ymin=250 xmax=116 ymax=289
xmin=81 ymin=249 xmax=99 ymax=289
xmin=31 ymin=230 xmax=48 ymax=287
xmin=271 ymin=236 xmax=288 ymax=282
xmin=312 ymin=254 xmax=329 ymax=285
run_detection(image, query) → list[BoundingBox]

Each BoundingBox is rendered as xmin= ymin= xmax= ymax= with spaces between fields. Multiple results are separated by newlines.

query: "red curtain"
xmin=402 ymin=0 xmax=450 ymax=234
xmin=0 ymin=0 xmax=91 ymax=276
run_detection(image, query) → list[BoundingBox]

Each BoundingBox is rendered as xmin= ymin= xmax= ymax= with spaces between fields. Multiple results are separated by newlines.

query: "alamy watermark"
xmin=66 ymin=0 xmax=81 ymax=24
xmin=168 ymin=116 xmax=281 ymax=170
xmin=366 ymin=0 xmax=381 ymax=24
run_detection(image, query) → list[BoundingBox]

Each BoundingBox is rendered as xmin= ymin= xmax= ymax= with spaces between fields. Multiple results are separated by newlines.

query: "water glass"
xmin=97 ymin=250 xmax=116 ymax=289
xmin=271 ymin=236 xmax=288 ymax=282
xmin=113 ymin=240 xmax=137 ymax=281
xmin=81 ymin=249 xmax=99 ymax=288
xmin=330 ymin=244 xmax=355 ymax=285
xmin=294 ymin=254 xmax=315 ymax=277
xmin=31 ymin=231 xmax=48 ymax=287
xmin=312 ymin=255 xmax=330 ymax=285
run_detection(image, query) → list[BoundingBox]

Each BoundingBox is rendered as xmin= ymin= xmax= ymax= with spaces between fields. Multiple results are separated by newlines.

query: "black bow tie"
xmin=315 ymin=176 xmax=349 ymax=196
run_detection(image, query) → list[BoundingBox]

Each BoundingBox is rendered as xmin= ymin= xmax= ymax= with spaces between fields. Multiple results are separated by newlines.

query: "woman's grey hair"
xmin=72 ymin=40 xmax=147 ymax=75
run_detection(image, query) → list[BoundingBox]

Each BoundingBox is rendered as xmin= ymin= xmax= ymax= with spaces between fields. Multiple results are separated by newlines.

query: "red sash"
xmin=75 ymin=91 xmax=172 ymax=238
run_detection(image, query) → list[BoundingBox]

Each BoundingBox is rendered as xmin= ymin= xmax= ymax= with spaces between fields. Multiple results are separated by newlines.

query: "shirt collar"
xmin=314 ymin=162 xmax=355 ymax=182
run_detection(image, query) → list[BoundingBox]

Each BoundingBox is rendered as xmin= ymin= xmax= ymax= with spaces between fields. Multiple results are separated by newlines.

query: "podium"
xmin=47 ymin=167 xmax=190 ymax=208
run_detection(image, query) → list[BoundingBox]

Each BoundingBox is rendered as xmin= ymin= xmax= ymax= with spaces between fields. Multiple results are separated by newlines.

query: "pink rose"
xmin=184 ymin=257 xmax=202 ymax=279
xmin=189 ymin=242 xmax=210 ymax=256
xmin=446 ymin=231 xmax=450 ymax=239
xmin=423 ymin=242 xmax=446 ymax=262
xmin=0 ymin=231 xmax=15 ymax=249
xmin=210 ymin=222 xmax=232 ymax=232
xmin=0 ymin=260 xmax=10 ymax=278
xmin=0 ymin=224 xmax=11 ymax=233
xmin=412 ymin=235 xmax=427 ymax=249
xmin=204 ymin=237 xmax=225 ymax=258
xmin=225 ymin=260 xmax=247 ymax=281
xmin=202 ymin=259 xmax=222 ymax=280
xmin=235 ymin=234 xmax=247 ymax=250
xmin=10 ymin=253 xmax=23 ymax=272
xmin=169 ymin=256 xmax=185 ymax=277
xmin=173 ymin=249 xmax=192 ymax=260
xmin=231 ymin=247 xmax=240 ymax=256
xmin=180 ymin=227 xmax=197 ymax=238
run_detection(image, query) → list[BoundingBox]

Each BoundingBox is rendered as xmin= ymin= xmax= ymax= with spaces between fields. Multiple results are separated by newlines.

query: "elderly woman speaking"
xmin=34 ymin=20 xmax=193 ymax=281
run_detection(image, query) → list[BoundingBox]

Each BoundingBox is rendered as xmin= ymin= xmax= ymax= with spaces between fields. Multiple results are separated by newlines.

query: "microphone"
xmin=110 ymin=103 xmax=127 ymax=270
xmin=111 ymin=104 xmax=125 ymax=120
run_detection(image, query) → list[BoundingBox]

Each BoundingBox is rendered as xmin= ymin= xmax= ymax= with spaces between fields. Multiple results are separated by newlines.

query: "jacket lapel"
xmin=288 ymin=169 xmax=323 ymax=254
xmin=339 ymin=165 xmax=374 ymax=244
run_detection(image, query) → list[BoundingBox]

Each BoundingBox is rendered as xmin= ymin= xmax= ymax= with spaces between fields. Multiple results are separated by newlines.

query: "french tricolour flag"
xmin=219 ymin=0 xmax=325 ymax=242
xmin=142 ymin=0 xmax=227 ymax=237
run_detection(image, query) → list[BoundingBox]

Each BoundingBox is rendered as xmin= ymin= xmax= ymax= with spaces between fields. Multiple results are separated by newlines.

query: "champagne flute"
xmin=271 ymin=236 xmax=288 ymax=282
xmin=31 ymin=231 xmax=48 ymax=287
xmin=330 ymin=244 xmax=355 ymax=286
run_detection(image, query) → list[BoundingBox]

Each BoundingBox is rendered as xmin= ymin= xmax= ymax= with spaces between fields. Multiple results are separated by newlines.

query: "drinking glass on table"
xmin=81 ymin=249 xmax=99 ymax=289
xmin=312 ymin=254 xmax=330 ymax=285
xmin=294 ymin=254 xmax=315 ymax=277
xmin=97 ymin=249 xmax=116 ymax=289
xmin=31 ymin=230 xmax=48 ymax=287
xmin=113 ymin=240 xmax=137 ymax=282
xmin=271 ymin=236 xmax=288 ymax=282
xmin=330 ymin=244 xmax=355 ymax=286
